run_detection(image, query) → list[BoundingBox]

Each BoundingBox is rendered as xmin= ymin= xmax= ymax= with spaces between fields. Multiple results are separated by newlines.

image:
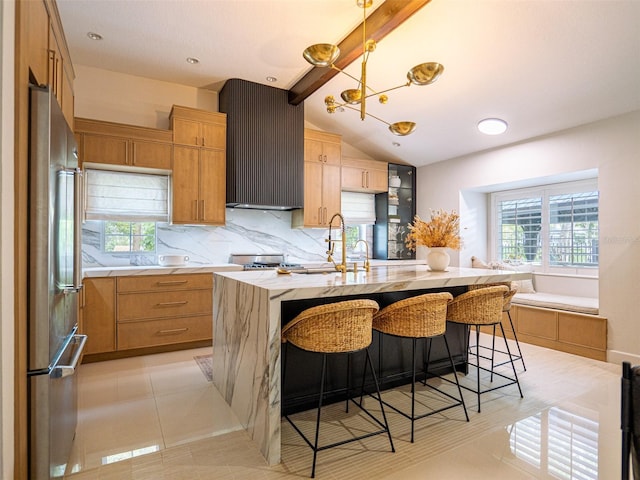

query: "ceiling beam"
xmin=288 ymin=0 xmax=432 ymax=106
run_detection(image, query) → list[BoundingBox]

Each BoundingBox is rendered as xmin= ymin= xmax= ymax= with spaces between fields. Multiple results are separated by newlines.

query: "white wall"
xmin=73 ymin=65 xmax=218 ymax=129
xmin=416 ymin=111 xmax=640 ymax=363
xmin=0 ymin=0 xmax=15 ymax=476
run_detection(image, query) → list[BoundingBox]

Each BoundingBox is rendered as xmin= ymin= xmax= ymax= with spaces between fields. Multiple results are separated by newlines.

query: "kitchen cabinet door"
xmin=170 ymin=107 xmax=227 ymax=148
xmin=27 ymin=0 xmax=50 ymax=87
xmin=172 ymin=146 xmax=200 ymax=223
xmin=172 ymin=117 xmax=201 ymax=146
xmin=82 ymin=134 xmax=129 ymax=166
xmin=82 ymin=278 xmax=116 ymax=355
xmin=200 ymin=122 xmax=226 ymax=149
xmin=199 ymin=148 xmax=226 ymax=225
xmin=293 ymin=128 xmax=342 ymax=228
xmin=301 ymin=161 xmax=324 ymax=226
xmin=131 ymin=140 xmax=172 ymax=170
xmin=323 ymin=163 xmax=342 ymax=223
xmin=341 ymin=157 xmax=388 ymax=193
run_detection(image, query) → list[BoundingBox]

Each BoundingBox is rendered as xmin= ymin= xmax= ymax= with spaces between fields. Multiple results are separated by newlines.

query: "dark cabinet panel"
xmin=374 ymin=164 xmax=416 ymax=259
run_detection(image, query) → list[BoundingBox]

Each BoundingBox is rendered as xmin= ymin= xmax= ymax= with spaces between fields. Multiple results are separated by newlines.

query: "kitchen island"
xmin=212 ymin=265 xmax=530 ymax=465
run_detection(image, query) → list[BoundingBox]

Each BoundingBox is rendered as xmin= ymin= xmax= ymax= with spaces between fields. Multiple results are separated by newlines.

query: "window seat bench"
xmin=512 ymin=292 xmax=599 ymax=315
xmin=504 ymin=293 xmax=607 ymax=361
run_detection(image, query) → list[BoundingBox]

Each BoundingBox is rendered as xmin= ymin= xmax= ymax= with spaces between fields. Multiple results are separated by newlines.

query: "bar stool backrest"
xmin=373 ymin=292 xmax=453 ymax=338
xmin=447 ymin=285 xmax=509 ymax=325
xmin=467 ymin=282 xmax=516 ymax=312
xmin=281 ymin=299 xmax=380 ymax=353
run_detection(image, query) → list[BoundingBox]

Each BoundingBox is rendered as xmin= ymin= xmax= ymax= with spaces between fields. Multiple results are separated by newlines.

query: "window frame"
xmin=490 ymin=179 xmax=599 ymax=275
xmin=101 ymin=220 xmax=158 ymax=254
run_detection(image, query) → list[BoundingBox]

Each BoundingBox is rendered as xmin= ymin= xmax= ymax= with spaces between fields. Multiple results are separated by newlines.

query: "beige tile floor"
xmin=65 ymin=336 xmax=625 ymax=479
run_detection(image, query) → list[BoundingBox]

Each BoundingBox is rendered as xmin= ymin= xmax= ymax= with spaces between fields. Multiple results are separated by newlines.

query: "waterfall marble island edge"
xmin=211 ymin=265 xmax=531 ymax=465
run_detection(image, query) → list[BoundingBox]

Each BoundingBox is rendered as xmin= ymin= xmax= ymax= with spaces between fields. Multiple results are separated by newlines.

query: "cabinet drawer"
xmin=117 ymin=273 xmax=212 ymax=293
xmin=117 ymin=289 xmax=212 ymax=321
xmin=117 ymin=315 xmax=212 ymax=350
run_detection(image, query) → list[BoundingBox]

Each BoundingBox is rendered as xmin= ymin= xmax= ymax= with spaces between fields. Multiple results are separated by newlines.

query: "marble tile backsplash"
xmin=82 ymin=208 xmax=330 ymax=267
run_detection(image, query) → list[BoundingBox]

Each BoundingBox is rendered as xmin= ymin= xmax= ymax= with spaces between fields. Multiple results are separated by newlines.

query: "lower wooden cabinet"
xmin=81 ymin=273 xmax=213 ymax=359
xmin=486 ymin=304 xmax=607 ymax=361
xmin=81 ymin=277 xmax=116 ymax=355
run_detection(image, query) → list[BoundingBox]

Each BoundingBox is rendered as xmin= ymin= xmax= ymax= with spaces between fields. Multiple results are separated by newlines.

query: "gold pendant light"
xmin=302 ymin=0 xmax=443 ymax=136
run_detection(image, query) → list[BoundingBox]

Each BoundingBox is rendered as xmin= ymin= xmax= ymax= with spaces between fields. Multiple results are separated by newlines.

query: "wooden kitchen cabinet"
xmin=170 ymin=106 xmax=226 ymax=225
xmin=172 ymin=146 xmax=226 ymax=225
xmin=81 ymin=273 xmax=214 ymax=361
xmin=292 ymin=129 xmax=342 ymax=228
xmin=25 ymin=0 xmax=75 ymax=127
xmin=170 ymin=105 xmax=226 ymax=148
xmin=75 ymin=118 xmax=173 ymax=169
xmin=81 ymin=277 xmax=116 ymax=355
xmin=26 ymin=0 xmax=50 ymax=88
xmin=116 ymin=273 xmax=213 ymax=350
xmin=341 ymin=157 xmax=388 ymax=193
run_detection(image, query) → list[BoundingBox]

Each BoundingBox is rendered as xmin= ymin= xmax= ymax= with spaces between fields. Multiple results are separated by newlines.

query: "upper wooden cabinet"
xmin=172 ymin=146 xmax=226 ymax=225
xmin=75 ymin=118 xmax=173 ymax=170
xmin=27 ymin=0 xmax=50 ymax=87
xmin=292 ymin=129 xmax=342 ymax=228
xmin=341 ymin=157 xmax=388 ymax=193
xmin=169 ymin=106 xmax=227 ymax=225
xmin=26 ymin=0 xmax=75 ymax=127
xmin=170 ymin=105 xmax=226 ymax=148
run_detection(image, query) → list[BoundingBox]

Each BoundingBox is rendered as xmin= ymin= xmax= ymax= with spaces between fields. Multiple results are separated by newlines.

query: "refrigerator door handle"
xmin=72 ymin=167 xmax=83 ymax=291
xmin=52 ymin=334 xmax=87 ymax=378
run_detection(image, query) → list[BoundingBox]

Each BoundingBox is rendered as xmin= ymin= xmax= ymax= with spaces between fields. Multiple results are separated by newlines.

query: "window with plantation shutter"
xmin=491 ymin=179 xmax=598 ymax=273
xmin=84 ymin=169 xmax=169 ymax=222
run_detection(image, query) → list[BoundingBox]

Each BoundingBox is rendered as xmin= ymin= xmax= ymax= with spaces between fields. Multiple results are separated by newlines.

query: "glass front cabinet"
xmin=373 ymin=163 xmax=416 ymax=259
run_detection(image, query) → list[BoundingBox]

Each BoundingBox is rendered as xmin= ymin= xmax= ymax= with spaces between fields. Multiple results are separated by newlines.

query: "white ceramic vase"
xmin=426 ymin=247 xmax=450 ymax=271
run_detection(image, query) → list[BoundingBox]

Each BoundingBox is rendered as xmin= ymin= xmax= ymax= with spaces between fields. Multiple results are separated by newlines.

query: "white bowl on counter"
xmin=158 ymin=254 xmax=189 ymax=266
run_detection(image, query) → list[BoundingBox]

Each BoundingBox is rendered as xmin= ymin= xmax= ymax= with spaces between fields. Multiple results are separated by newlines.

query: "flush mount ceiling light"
xmin=478 ymin=118 xmax=508 ymax=135
xmin=302 ymin=0 xmax=443 ymax=136
xmin=87 ymin=32 xmax=103 ymax=41
xmin=186 ymin=57 xmax=200 ymax=65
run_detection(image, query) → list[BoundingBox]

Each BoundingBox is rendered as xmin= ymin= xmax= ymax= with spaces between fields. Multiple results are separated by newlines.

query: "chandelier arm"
xmin=363 ymin=81 xmax=412 ymax=99
xmin=342 ymin=104 xmax=391 ymax=127
xmin=330 ymin=65 xmax=363 ymax=86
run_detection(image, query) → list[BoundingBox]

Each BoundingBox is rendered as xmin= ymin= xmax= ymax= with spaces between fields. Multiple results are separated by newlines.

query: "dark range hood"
xmin=219 ymin=78 xmax=304 ymax=210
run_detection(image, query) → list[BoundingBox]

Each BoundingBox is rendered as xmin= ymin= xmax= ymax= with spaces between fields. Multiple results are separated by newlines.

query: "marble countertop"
xmin=214 ymin=265 xmax=531 ymax=302
xmin=81 ymin=259 xmax=422 ymax=278
xmin=82 ymin=264 xmax=244 ymax=277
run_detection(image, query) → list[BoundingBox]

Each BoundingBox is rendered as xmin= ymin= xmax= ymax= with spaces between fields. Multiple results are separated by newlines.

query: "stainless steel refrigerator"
xmin=28 ymin=85 xmax=87 ymax=479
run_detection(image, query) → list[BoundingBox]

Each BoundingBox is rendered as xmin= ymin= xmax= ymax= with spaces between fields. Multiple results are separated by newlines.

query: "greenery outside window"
xmin=491 ymin=179 xmax=598 ymax=273
xmin=103 ymin=221 xmax=157 ymax=253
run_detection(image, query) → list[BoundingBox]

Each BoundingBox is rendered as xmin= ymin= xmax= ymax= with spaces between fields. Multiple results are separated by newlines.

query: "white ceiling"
xmin=56 ymin=0 xmax=640 ymax=167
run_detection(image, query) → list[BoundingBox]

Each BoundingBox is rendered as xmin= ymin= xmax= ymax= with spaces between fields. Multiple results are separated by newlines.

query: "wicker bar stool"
xmin=446 ymin=285 xmax=523 ymax=412
xmin=372 ymin=292 xmax=469 ymax=443
xmin=281 ymin=299 xmax=395 ymax=478
xmin=467 ymin=282 xmax=526 ymax=372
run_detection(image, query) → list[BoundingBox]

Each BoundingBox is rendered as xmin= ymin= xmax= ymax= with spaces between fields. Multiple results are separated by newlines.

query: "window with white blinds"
xmin=84 ymin=169 xmax=170 ymax=222
xmin=491 ymin=179 xmax=598 ymax=272
xmin=341 ymin=191 xmax=376 ymax=225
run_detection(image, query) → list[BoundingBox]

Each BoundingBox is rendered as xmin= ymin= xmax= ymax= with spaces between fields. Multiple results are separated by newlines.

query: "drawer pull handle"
xmin=156 ymin=280 xmax=189 ymax=286
xmin=156 ymin=301 xmax=188 ymax=307
xmin=157 ymin=327 xmax=189 ymax=335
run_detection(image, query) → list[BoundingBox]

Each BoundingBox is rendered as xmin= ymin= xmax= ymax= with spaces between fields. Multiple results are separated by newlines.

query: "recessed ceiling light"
xmin=478 ymin=118 xmax=508 ymax=135
xmin=266 ymin=76 xmax=277 ymax=83
xmin=186 ymin=57 xmax=199 ymax=65
xmin=87 ymin=32 xmax=103 ymax=41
